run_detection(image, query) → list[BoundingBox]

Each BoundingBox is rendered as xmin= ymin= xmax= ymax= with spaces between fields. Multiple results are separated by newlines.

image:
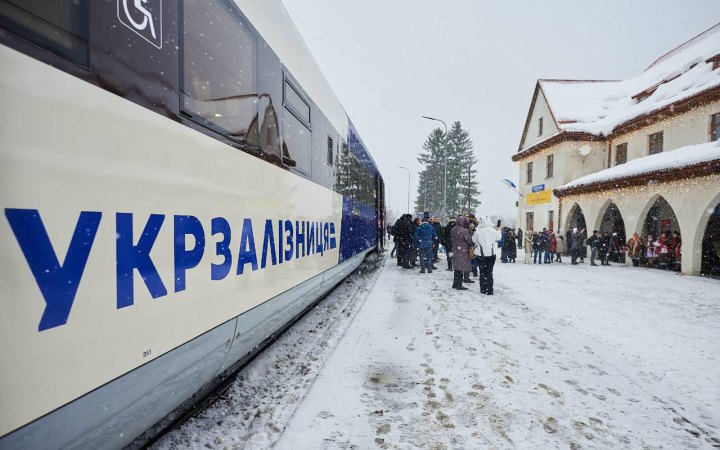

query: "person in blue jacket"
xmin=413 ymin=217 xmax=438 ymax=274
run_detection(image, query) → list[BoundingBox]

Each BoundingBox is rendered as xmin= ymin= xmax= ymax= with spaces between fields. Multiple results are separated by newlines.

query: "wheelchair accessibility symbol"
xmin=118 ymin=0 xmax=162 ymax=49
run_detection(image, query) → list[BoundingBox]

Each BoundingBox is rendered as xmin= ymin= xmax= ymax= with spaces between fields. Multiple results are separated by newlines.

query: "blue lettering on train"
xmin=4 ymin=209 xmax=337 ymax=331
xmin=116 ymin=213 xmax=167 ymax=308
xmin=5 ymin=209 xmax=101 ymax=331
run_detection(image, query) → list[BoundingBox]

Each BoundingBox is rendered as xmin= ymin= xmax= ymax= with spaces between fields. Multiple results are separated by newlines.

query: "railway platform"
xmin=155 ymin=252 xmax=720 ymax=449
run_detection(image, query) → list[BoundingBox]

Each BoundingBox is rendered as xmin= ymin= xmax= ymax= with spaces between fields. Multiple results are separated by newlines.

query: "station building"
xmin=512 ymin=24 xmax=720 ymax=276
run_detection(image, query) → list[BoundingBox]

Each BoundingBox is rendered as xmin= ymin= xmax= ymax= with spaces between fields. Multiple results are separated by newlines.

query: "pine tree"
xmin=414 ymin=129 xmax=446 ymax=215
xmin=446 ymin=122 xmax=480 ymax=215
xmin=415 ymin=122 xmax=480 ymax=218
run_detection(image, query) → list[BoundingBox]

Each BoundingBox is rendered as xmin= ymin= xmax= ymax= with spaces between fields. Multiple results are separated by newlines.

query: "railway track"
xmin=128 ymin=252 xmax=385 ymax=449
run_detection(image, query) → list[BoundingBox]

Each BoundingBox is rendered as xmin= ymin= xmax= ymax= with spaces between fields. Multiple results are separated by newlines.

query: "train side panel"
xmin=0 ymin=45 xmax=346 ymax=438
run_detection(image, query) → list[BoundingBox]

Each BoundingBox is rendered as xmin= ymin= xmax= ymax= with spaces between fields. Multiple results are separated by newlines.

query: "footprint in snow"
xmin=607 ymin=387 xmax=621 ymax=396
xmin=564 ymin=379 xmax=588 ymax=395
xmin=538 ymin=383 xmax=562 ymax=398
xmin=544 ymin=417 xmax=559 ymax=433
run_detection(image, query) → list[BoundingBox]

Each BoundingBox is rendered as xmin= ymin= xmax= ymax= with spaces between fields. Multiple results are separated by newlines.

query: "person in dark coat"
xmin=409 ymin=217 xmax=421 ymax=267
xmin=450 ymin=216 xmax=474 ymax=290
xmin=598 ymin=232 xmax=611 ymax=266
xmin=414 ymin=218 xmax=438 ymax=273
xmin=587 ymin=230 xmax=600 ymax=266
xmin=391 ymin=216 xmax=403 ymax=265
xmin=442 ymin=217 xmax=456 ymax=271
xmin=565 ymin=229 xmax=574 ymax=257
xmin=500 ymin=227 xmax=510 ymax=263
xmin=516 ymin=228 xmax=523 ymax=250
xmin=431 ymin=217 xmax=443 ymax=263
xmin=532 ymin=232 xmax=545 ymax=264
xmin=395 ymin=215 xmax=414 ymax=269
xmin=507 ymin=229 xmax=517 ymax=263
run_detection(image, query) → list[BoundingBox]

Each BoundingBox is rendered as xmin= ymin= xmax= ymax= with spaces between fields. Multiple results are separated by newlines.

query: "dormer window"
xmin=538 ymin=117 xmax=543 ymax=136
xmin=707 ymin=54 xmax=720 ymax=71
xmin=632 ymin=83 xmax=660 ymax=103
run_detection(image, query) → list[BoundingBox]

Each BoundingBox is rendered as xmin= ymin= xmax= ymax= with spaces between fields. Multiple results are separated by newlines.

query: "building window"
xmin=0 ymin=0 xmax=89 ymax=65
xmin=526 ymin=162 xmax=533 ymax=184
xmin=326 ymin=136 xmax=334 ymax=166
xmin=711 ymin=113 xmax=720 ymax=141
xmin=538 ymin=117 xmax=543 ymax=136
xmin=548 ymin=210 xmax=554 ymax=231
xmin=182 ymin=0 xmax=258 ymax=143
xmin=546 ymin=154 xmax=554 ymax=178
xmin=615 ymin=143 xmax=628 ymax=165
xmin=526 ymin=212 xmax=534 ymax=232
xmin=648 ymin=131 xmax=664 ymax=155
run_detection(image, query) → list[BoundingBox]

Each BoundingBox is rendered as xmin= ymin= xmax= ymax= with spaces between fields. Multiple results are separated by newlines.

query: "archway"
xmin=598 ymin=202 xmax=626 ymax=262
xmin=563 ymin=203 xmax=588 ymax=258
xmin=565 ymin=203 xmax=587 ymax=233
xmin=640 ymin=196 xmax=681 ymax=270
xmin=701 ymin=202 xmax=720 ymax=278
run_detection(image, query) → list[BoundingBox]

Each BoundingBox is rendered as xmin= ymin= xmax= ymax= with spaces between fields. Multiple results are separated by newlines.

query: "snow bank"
xmin=540 ymin=24 xmax=720 ymax=137
xmin=559 ymin=140 xmax=720 ymax=190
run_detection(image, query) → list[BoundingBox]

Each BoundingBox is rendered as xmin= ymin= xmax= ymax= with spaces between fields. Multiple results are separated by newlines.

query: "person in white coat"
xmin=472 ymin=220 xmax=502 ymax=295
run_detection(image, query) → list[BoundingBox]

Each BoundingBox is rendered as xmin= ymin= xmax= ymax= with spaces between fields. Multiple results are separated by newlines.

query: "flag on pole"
xmin=501 ymin=178 xmax=517 ymax=189
xmin=501 ymin=178 xmax=524 ymax=197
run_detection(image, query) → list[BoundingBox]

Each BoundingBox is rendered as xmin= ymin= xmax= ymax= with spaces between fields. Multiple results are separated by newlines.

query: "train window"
xmin=284 ymin=79 xmax=310 ymax=126
xmin=181 ymin=0 xmax=259 ymax=144
xmin=0 ymin=0 xmax=89 ymax=65
xmin=336 ymin=150 xmax=373 ymax=206
xmin=283 ymin=111 xmax=311 ymax=175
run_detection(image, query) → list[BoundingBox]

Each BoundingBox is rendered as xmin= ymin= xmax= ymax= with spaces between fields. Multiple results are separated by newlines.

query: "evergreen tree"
xmin=447 ymin=121 xmax=481 ymax=215
xmin=414 ymin=122 xmax=481 ymax=217
xmin=414 ymin=128 xmax=446 ymax=215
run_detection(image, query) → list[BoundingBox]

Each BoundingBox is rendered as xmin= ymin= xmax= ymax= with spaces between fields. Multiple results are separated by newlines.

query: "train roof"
xmin=234 ymin=0 xmax=350 ymax=141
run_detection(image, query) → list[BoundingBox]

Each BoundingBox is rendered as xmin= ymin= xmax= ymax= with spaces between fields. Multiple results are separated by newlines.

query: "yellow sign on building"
xmin=526 ymin=189 xmax=551 ymax=205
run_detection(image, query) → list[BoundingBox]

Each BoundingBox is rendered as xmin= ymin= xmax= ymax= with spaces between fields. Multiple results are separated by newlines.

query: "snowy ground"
xmin=153 ymin=249 xmax=720 ymax=450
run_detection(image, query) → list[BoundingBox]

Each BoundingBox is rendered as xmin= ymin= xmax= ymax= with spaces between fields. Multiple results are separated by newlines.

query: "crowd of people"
xmin=389 ymin=213 xmax=501 ymax=295
xmin=388 ymin=214 xmax=685 ymax=294
xmin=503 ymin=226 xmax=683 ymax=270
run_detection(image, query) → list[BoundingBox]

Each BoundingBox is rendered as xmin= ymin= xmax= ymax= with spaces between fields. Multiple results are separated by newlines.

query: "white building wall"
xmin=609 ymin=100 xmax=720 ymax=165
xmin=521 ymin=90 xmax=561 ymax=150
xmin=516 ymin=140 xmax=605 ymax=232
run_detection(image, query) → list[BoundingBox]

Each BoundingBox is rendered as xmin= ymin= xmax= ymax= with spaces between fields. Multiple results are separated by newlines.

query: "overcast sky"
xmin=280 ymin=0 xmax=719 ymax=221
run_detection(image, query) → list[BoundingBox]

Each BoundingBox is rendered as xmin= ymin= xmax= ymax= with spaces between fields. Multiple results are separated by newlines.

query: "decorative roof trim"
xmin=512 ymin=131 xmax=600 ymax=162
xmin=553 ymin=159 xmax=720 ymax=197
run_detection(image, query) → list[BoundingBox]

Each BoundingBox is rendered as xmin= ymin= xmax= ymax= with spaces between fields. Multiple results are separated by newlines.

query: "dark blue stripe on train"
xmin=339 ymin=197 xmax=377 ymax=263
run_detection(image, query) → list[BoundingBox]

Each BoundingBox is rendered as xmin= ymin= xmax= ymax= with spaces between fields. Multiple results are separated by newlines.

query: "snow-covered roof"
xmin=540 ymin=24 xmax=720 ymax=137
xmin=557 ymin=140 xmax=720 ymax=190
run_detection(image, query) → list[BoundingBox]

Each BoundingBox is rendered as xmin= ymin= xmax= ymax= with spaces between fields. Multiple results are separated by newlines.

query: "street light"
xmin=397 ymin=166 xmax=411 ymax=214
xmin=422 ymin=116 xmax=448 ymax=221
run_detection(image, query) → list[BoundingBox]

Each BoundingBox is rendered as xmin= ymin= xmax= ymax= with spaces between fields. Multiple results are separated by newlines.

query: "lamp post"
xmin=397 ymin=166 xmax=411 ymax=214
xmin=422 ymin=116 xmax=448 ymax=221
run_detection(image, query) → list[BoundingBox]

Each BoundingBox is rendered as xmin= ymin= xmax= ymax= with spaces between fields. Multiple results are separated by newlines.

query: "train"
xmin=0 ymin=1 xmax=385 ymax=448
